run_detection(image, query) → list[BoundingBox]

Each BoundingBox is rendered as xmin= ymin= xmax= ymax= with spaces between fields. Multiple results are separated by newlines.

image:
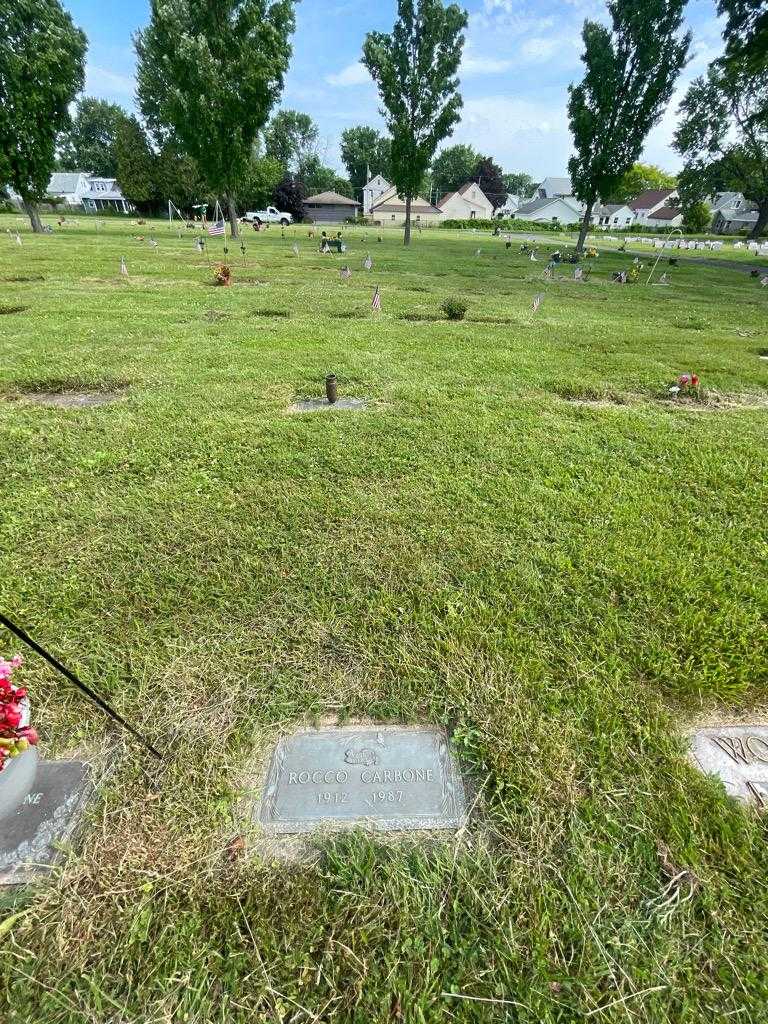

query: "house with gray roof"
xmin=709 ymin=192 xmax=759 ymax=233
xmin=535 ymin=177 xmax=574 ymax=199
xmin=303 ymin=190 xmax=360 ymax=223
xmin=591 ymin=203 xmax=635 ymax=228
xmin=47 ymin=172 xmax=131 ymax=212
xmin=515 ymin=195 xmax=584 ymax=225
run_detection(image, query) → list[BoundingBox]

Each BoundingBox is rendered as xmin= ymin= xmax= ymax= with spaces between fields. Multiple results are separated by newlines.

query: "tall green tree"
xmin=264 ymin=110 xmax=319 ymax=170
xmin=58 ymin=97 xmax=129 ymax=177
xmin=115 ymin=116 xmax=157 ymax=210
xmin=567 ymin=0 xmax=690 ymax=251
xmin=608 ymin=162 xmax=677 ymax=203
xmin=717 ymin=0 xmax=767 ymax=74
xmin=297 ymin=155 xmax=354 ymax=198
xmin=362 ymin=0 xmax=468 ymax=244
xmin=674 ymin=64 xmax=768 ymax=239
xmin=502 ymin=171 xmax=535 ymax=199
xmin=0 ymin=0 xmax=86 ymax=232
xmin=431 ymin=143 xmax=477 ymax=198
xmin=339 ymin=126 xmax=391 ymax=190
xmin=471 ymin=154 xmax=505 ymax=209
xmin=135 ymin=0 xmax=296 ymax=237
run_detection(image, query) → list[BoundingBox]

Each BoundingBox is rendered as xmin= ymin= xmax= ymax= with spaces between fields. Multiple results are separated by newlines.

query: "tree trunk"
xmin=224 ymin=193 xmax=239 ymax=239
xmin=403 ymin=195 xmax=412 ymax=246
xmin=575 ymin=199 xmax=595 ymax=254
xmin=749 ymin=201 xmax=768 ymax=240
xmin=22 ymin=196 xmax=43 ymax=233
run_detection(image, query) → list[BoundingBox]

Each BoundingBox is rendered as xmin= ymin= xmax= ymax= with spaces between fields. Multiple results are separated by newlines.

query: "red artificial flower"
xmin=691 ymin=374 xmax=699 ymax=387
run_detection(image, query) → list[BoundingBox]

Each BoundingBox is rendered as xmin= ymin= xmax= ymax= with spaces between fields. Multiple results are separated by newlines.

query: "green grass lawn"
xmin=1 ymin=213 xmax=767 ymax=1023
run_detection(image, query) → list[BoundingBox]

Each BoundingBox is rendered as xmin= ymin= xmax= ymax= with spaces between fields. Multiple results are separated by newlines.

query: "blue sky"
xmin=65 ymin=0 xmax=725 ymax=180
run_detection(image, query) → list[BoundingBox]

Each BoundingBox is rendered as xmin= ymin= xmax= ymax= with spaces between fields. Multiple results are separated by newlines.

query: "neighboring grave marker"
xmin=690 ymin=726 xmax=768 ymax=808
xmin=257 ymin=725 xmax=466 ymax=833
xmin=0 ymin=761 xmax=92 ymax=884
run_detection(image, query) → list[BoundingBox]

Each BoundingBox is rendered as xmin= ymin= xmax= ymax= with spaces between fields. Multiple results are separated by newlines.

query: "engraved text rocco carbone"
xmin=258 ymin=726 xmax=466 ymax=834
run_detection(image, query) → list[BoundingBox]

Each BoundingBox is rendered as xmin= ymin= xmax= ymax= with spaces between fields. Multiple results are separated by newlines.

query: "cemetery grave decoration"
xmin=0 ymin=654 xmax=38 ymax=776
xmin=213 ymin=264 xmax=231 ymax=286
xmin=668 ymin=372 xmax=702 ymax=400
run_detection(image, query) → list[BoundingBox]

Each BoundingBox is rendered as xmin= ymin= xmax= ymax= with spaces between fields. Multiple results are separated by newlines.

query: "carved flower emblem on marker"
xmin=344 ymin=748 xmax=378 ymax=767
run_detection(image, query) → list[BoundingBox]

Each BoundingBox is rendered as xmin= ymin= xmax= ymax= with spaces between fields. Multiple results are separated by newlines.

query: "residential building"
xmin=436 ymin=181 xmax=494 ymax=220
xmin=361 ymin=174 xmax=390 ymax=215
xmin=709 ymin=192 xmax=759 ymax=233
xmin=515 ymin=196 xmax=585 ymax=225
xmin=628 ymin=188 xmax=678 ymax=226
xmin=495 ymin=195 xmax=520 ymax=218
xmin=46 ymin=172 xmax=131 ymax=213
xmin=644 ymin=206 xmax=684 ymax=228
xmin=535 ymin=176 xmax=574 ymax=200
xmin=303 ymin=190 xmax=360 ymax=223
xmin=81 ymin=177 xmax=131 ymax=213
xmin=591 ymin=203 xmax=635 ymax=228
xmin=370 ymin=185 xmax=443 ymax=226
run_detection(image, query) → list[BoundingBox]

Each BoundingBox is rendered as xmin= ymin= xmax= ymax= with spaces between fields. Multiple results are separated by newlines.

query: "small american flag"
xmin=340 ymin=265 xmax=351 ymax=281
xmin=120 ymin=256 xmax=128 ymax=276
xmin=207 ymin=219 xmax=226 ymax=237
xmin=761 ymin=276 xmax=768 ymax=287
xmin=532 ymin=292 xmax=544 ymax=314
xmin=371 ymin=285 xmax=381 ymax=311
xmin=363 ymin=254 xmax=372 ymax=270
xmin=292 ymin=243 xmax=299 ymax=256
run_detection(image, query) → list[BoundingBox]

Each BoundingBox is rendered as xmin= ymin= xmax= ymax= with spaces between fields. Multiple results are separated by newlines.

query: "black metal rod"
xmin=0 ymin=612 xmax=163 ymax=760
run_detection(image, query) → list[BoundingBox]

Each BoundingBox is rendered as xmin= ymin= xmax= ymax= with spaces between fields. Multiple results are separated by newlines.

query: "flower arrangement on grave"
xmin=214 ymin=263 xmax=231 ymax=286
xmin=668 ymin=372 xmax=701 ymax=399
xmin=0 ymin=655 xmax=38 ymax=775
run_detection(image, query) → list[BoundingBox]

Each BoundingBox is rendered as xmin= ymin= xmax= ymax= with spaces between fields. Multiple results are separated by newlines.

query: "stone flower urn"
xmin=0 ymin=698 xmax=38 ymax=821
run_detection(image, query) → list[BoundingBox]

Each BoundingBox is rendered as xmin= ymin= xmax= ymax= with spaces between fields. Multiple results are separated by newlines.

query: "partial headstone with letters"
xmin=256 ymin=725 xmax=466 ymax=833
xmin=0 ymin=754 xmax=92 ymax=885
xmin=690 ymin=726 xmax=768 ymax=808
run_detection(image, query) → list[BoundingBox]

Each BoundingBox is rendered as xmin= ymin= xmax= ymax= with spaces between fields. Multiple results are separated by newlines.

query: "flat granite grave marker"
xmin=257 ymin=725 xmax=466 ymax=833
xmin=690 ymin=726 xmax=768 ymax=808
xmin=1 ymin=761 xmax=92 ymax=885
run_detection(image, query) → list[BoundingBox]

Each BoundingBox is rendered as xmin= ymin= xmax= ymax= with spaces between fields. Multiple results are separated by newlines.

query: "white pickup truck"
xmin=241 ymin=206 xmax=293 ymax=228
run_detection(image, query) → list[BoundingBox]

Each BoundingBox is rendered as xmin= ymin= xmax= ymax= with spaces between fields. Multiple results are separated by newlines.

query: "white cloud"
xmin=325 ymin=62 xmax=371 ymax=87
xmin=461 ymin=55 xmax=513 ymax=77
xmin=84 ymin=65 xmax=136 ymax=101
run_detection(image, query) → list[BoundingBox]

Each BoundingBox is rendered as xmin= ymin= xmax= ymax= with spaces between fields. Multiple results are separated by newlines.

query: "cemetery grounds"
xmin=0 ymin=213 xmax=767 ymax=1022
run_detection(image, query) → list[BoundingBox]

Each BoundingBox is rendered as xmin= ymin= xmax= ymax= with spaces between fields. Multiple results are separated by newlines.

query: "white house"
xmin=82 ymin=177 xmax=131 ymax=213
xmin=436 ymin=181 xmax=494 ymax=220
xmin=535 ymin=176 xmax=574 ymax=200
xmin=370 ymin=185 xmax=443 ymax=226
xmin=46 ymin=172 xmax=93 ymax=207
xmin=515 ymin=196 xmax=584 ymax=225
xmin=644 ymin=206 xmax=684 ymax=229
xmin=496 ymin=194 xmax=520 ymax=218
xmin=47 ymin=172 xmax=131 ymax=213
xmin=591 ymin=203 xmax=635 ymax=229
xmin=628 ymin=188 xmax=678 ymax=226
xmin=362 ymin=174 xmax=390 ymax=215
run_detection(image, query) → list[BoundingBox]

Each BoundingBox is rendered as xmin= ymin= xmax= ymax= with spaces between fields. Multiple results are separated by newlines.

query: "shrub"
xmin=440 ymin=217 xmax=566 ymax=232
xmin=441 ymin=297 xmax=468 ymax=321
